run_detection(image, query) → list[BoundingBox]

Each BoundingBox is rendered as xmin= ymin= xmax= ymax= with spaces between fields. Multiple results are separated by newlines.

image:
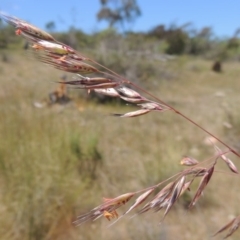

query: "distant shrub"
xmin=70 ymin=134 xmax=102 ymax=179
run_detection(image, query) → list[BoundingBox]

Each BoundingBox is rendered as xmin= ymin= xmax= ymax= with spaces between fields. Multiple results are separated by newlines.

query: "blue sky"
xmin=1 ymin=0 xmax=240 ymax=37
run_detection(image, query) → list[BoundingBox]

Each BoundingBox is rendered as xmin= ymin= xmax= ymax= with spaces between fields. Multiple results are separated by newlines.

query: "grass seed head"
xmin=117 ymin=86 xmax=142 ymax=98
xmin=40 ymin=56 xmax=99 ymax=74
xmin=32 ymin=40 xmax=75 ymax=55
xmin=94 ymin=88 xmax=120 ymax=97
xmin=112 ymin=109 xmax=151 ymax=118
xmin=180 ymin=156 xmax=199 ymax=166
xmin=137 ymin=102 xmax=165 ymax=111
xmin=188 ymin=165 xmax=215 ymax=208
xmin=161 ymin=176 xmax=186 ymax=222
xmin=120 ymin=96 xmax=147 ymax=103
xmin=212 ymin=215 xmax=240 ymax=239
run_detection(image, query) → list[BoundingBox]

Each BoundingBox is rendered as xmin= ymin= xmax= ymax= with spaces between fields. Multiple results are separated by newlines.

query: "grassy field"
xmin=0 ymin=49 xmax=240 ymax=240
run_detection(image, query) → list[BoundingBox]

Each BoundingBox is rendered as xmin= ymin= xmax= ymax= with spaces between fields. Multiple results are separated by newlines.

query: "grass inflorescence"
xmin=1 ymin=11 xmax=240 ymax=240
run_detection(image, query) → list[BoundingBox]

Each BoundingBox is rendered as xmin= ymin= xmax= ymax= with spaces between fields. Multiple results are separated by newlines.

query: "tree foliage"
xmin=97 ymin=0 xmax=141 ymax=30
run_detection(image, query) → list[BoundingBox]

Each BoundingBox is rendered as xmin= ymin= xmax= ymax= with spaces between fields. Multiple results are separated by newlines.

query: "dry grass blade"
xmin=212 ymin=215 xmax=240 ymax=239
xmin=188 ymin=165 xmax=215 ymax=208
xmin=112 ymin=109 xmax=150 ymax=118
xmin=180 ymin=156 xmax=199 ymax=166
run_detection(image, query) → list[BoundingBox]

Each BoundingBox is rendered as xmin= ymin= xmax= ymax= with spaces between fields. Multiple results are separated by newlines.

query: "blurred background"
xmin=1 ymin=1 xmax=240 ymax=239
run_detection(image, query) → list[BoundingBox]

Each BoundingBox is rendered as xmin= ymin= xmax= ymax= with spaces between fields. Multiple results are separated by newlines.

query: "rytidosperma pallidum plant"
xmin=1 ymin=12 xmax=240 ymax=239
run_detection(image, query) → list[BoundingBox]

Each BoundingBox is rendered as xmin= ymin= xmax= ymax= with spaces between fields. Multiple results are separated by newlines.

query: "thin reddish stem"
xmin=128 ymin=82 xmax=240 ymax=158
